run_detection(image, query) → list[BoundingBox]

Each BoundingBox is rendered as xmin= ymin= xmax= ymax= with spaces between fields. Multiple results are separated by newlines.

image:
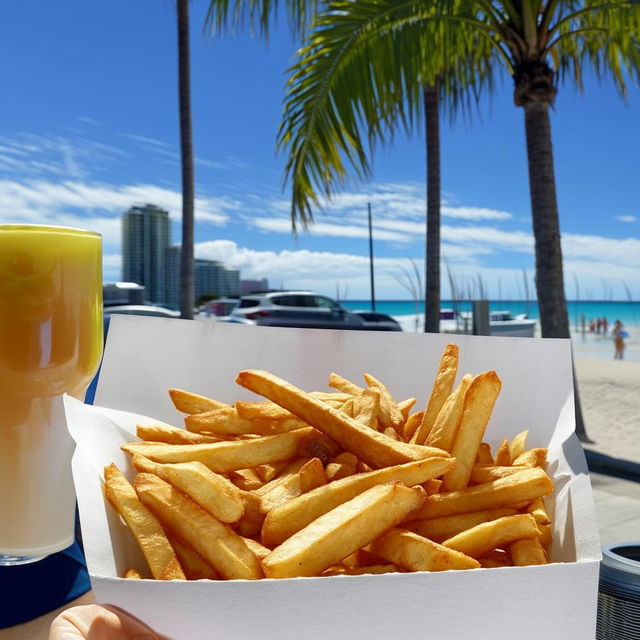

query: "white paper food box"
xmin=66 ymin=315 xmax=601 ymax=640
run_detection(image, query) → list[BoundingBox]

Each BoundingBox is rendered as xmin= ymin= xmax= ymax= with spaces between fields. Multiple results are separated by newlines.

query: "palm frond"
xmin=204 ymin=0 xmax=321 ymax=38
xmin=278 ymin=0 xmax=499 ymax=228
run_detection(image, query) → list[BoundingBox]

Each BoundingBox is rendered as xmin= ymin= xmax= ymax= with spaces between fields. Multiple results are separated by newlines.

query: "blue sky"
xmin=1 ymin=0 xmax=638 ymax=300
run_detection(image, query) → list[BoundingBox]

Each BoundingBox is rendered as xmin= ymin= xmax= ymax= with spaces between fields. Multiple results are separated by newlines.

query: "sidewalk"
xmin=590 ymin=471 xmax=640 ymax=547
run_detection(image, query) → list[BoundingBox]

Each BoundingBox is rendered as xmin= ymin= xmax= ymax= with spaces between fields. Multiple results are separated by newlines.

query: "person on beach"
xmin=612 ymin=320 xmax=626 ymax=360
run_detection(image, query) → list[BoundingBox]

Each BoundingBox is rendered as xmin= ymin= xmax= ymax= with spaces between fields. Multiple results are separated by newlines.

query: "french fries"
xmin=134 ymin=473 xmax=263 ymax=580
xmin=104 ymin=343 xmax=557 ymax=583
xmin=370 ymin=528 xmax=480 ymax=571
xmin=235 ymin=370 xmax=449 ymax=468
xmin=103 ymin=464 xmax=185 ymax=581
xmin=262 ymin=483 xmax=426 ymax=578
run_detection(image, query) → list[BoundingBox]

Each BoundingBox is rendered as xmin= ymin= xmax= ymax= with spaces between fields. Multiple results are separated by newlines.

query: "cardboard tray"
xmin=66 ymin=315 xmax=601 ymax=639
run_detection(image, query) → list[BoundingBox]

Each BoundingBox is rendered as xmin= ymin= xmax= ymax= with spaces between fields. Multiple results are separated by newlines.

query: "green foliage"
xmin=277 ymin=0 xmax=640 ymax=227
xmin=205 ymin=0 xmax=322 ymax=38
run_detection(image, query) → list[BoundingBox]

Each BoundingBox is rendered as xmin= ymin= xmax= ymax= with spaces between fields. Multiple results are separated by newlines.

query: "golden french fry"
xmin=235 ymin=401 xmax=293 ymax=421
xmin=442 ymin=371 xmax=502 ymax=491
xmin=235 ymin=370 xmax=449 ymax=469
xmin=363 ymin=373 xmax=404 ymax=433
xmin=423 ymin=478 xmax=442 ymax=495
xmin=103 ymin=464 xmax=185 ymax=581
xmin=494 ymin=439 xmax=511 ymax=466
xmin=352 ymin=387 xmax=380 ymax=430
xmin=403 ymin=410 xmax=425 ymax=441
xmin=409 ymin=343 xmax=459 ymax=443
xmin=121 ymin=427 xmax=315 ymax=472
xmin=478 ymin=549 xmax=513 ymax=568
xmin=470 ymin=464 xmax=526 ymax=484
xmin=131 ymin=455 xmax=245 ymax=524
xmin=262 ymin=456 xmax=455 ymax=546
xmin=185 ymin=406 xmax=271 ymax=436
xmin=310 ymin=391 xmax=353 ymax=403
xmin=254 ymin=461 xmax=289 ymax=484
xmin=326 ymin=452 xmax=358 ymax=479
xmin=136 ymin=424 xmax=221 ymax=445
xmin=510 ymin=536 xmax=547 ymax=566
xmin=124 ymin=568 xmax=143 ymax=579
xmin=527 ymin=497 xmax=551 ymax=525
xmin=509 ymin=429 xmax=529 ymax=463
xmin=171 ymin=538 xmax=219 ymax=580
xmin=398 ymin=398 xmax=417 ymax=421
xmin=259 ymin=458 xmax=325 ymax=514
xmin=228 ymin=468 xmax=264 ymax=491
xmin=356 ymin=460 xmax=373 ymax=474
xmin=370 ymin=528 xmax=480 ymax=571
xmin=134 ymin=473 xmax=263 ymax=580
xmin=262 ymin=483 xmax=426 ymax=579
xmin=424 ymin=374 xmax=473 ymax=452
xmin=538 ymin=523 xmax=553 ymax=554
xmin=476 ymin=442 xmax=494 ymax=465
xmin=297 ymin=430 xmax=341 ymax=464
xmin=339 ymin=397 xmax=355 ymax=417
xmin=327 ymin=373 xmax=363 ymax=395
xmin=253 ymin=458 xmax=310 ymax=497
xmin=331 ymin=452 xmax=359 ymax=466
xmin=383 ymin=426 xmax=401 ymax=441
xmin=325 ymin=461 xmax=357 ymax=481
xmin=443 ymin=513 xmax=540 ymax=559
xmin=241 ymin=537 xmax=271 ymax=561
xmin=404 ymin=507 xmax=518 ymax=543
xmin=514 ymin=448 xmax=548 ymax=468
xmin=234 ymin=490 xmax=265 ymax=538
xmin=410 ymin=467 xmax=553 ymax=520
xmin=169 ymin=388 xmax=228 ymax=414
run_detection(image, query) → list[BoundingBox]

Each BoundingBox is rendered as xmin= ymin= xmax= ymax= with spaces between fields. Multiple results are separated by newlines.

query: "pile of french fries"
xmin=104 ymin=343 xmax=554 ymax=581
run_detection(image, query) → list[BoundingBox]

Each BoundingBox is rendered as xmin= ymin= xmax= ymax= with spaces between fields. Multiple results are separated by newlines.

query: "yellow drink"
xmin=0 ymin=225 xmax=102 ymax=561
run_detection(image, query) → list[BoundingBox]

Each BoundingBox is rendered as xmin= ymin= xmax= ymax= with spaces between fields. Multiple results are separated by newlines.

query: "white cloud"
xmin=615 ymin=215 xmax=637 ymax=223
xmin=0 ymin=179 xmax=232 ymax=249
xmin=267 ymin=184 xmax=513 ymax=224
xmin=251 ymin=217 xmax=412 ymax=242
xmin=442 ymin=206 xmax=511 ymax=221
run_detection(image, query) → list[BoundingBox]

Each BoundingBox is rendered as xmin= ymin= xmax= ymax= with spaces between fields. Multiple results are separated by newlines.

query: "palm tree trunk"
xmin=523 ymin=102 xmax=568 ymax=338
xmin=177 ymin=0 xmax=195 ymax=320
xmin=424 ymin=85 xmax=440 ymax=333
xmin=523 ymin=101 xmax=589 ymax=441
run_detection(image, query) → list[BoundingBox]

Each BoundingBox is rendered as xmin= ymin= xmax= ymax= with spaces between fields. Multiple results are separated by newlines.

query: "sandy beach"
xmin=576 ymin=358 xmax=640 ymax=462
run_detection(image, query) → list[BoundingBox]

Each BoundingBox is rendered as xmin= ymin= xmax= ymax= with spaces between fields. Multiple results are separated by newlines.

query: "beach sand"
xmin=575 ymin=358 xmax=640 ymax=462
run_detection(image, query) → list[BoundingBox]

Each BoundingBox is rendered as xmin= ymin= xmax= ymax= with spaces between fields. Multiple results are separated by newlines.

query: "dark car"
xmin=351 ymin=311 xmax=403 ymax=331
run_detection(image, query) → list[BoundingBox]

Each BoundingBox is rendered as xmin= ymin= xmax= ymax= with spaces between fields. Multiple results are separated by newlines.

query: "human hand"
xmin=49 ymin=604 xmax=165 ymax=640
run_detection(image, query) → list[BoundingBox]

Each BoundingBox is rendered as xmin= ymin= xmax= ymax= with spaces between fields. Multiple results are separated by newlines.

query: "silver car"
xmin=229 ymin=291 xmax=367 ymax=330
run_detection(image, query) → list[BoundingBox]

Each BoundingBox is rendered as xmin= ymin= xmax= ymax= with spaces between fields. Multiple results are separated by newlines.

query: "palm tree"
xmin=177 ymin=0 xmax=195 ymax=320
xmin=424 ymin=83 xmax=441 ymax=333
xmin=276 ymin=0 xmax=640 ymax=440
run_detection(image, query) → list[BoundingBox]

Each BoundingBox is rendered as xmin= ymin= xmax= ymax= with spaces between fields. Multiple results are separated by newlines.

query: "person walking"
xmin=612 ymin=320 xmax=626 ymax=360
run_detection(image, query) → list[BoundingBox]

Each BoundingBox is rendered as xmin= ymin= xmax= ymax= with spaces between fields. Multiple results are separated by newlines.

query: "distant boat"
xmin=440 ymin=309 xmax=537 ymax=338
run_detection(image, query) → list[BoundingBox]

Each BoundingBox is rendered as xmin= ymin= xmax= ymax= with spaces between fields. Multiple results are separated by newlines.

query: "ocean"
xmin=341 ymin=300 xmax=640 ymax=329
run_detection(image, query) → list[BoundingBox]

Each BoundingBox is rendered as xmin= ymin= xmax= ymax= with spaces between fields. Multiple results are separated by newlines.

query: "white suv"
xmin=229 ymin=291 xmax=366 ymax=330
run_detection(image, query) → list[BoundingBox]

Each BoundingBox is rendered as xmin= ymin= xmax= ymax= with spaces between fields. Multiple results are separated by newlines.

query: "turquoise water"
xmin=341 ymin=300 xmax=640 ymax=328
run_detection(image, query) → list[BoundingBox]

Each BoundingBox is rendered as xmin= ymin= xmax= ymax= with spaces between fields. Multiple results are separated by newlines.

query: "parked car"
xmin=229 ymin=291 xmax=369 ymax=330
xmin=104 ymin=305 xmax=181 ymax=319
xmin=351 ymin=311 xmax=402 ymax=331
